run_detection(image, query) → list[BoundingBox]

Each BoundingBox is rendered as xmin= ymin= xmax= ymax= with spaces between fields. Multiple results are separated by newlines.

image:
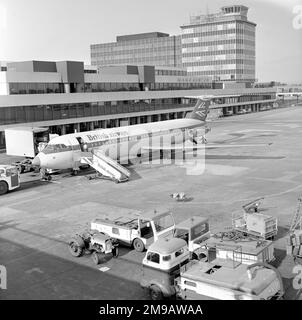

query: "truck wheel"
xmin=0 ymin=181 xmax=8 ymax=195
xmin=92 ymin=252 xmax=104 ymax=265
xmin=191 ymin=252 xmax=198 ymax=260
xmin=149 ymin=285 xmax=164 ymax=300
xmin=68 ymin=240 xmax=84 ymax=257
xmin=133 ymin=238 xmax=145 ymax=252
xmin=198 ymin=253 xmax=208 ymax=262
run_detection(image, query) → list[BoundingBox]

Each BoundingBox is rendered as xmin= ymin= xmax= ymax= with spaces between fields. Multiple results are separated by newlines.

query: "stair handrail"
xmin=91 ymin=148 xmax=130 ymax=177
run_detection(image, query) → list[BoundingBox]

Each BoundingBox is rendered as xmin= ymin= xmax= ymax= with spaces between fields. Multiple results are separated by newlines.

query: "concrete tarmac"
xmin=0 ymin=105 xmax=302 ymax=300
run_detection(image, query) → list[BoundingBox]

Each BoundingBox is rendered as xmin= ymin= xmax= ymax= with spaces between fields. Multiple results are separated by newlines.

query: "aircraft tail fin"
xmin=186 ymin=98 xmax=211 ymax=122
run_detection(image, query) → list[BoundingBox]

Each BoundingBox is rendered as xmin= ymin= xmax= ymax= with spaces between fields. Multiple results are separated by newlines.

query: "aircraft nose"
xmin=32 ymin=156 xmax=41 ymax=167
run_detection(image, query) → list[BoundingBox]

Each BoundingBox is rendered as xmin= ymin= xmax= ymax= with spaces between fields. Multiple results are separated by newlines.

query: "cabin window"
xmin=190 ymin=223 xmax=209 ymax=241
xmin=146 ymin=252 xmax=160 ymax=264
xmin=112 ymin=228 xmax=120 ymax=235
xmin=175 ymin=248 xmax=184 ymax=258
xmin=162 ymin=255 xmax=171 ymax=261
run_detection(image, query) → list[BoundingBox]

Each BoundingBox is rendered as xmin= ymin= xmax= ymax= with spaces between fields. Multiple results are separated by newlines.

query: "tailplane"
xmin=186 ymin=98 xmax=211 ymax=122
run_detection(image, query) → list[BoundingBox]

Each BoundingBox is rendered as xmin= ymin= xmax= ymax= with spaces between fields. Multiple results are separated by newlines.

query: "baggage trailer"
xmin=91 ymin=210 xmax=175 ymax=252
xmin=232 ymin=213 xmax=277 ymax=240
xmin=194 ymin=235 xmax=275 ymax=265
xmin=232 ymin=198 xmax=278 ymax=240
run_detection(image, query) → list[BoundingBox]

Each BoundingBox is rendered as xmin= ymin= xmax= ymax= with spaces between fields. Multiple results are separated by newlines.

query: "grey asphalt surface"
xmin=0 ymin=105 xmax=302 ymax=300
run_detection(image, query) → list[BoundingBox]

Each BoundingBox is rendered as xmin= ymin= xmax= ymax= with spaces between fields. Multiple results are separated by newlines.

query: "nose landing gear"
xmin=40 ymin=168 xmax=52 ymax=181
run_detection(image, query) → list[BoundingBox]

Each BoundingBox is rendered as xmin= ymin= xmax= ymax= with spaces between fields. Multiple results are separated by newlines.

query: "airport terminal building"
xmin=0 ymin=60 xmax=277 ymax=149
xmin=181 ymin=5 xmax=256 ymax=81
xmin=91 ymin=32 xmax=182 ymax=69
xmin=91 ymin=5 xmax=256 ymax=83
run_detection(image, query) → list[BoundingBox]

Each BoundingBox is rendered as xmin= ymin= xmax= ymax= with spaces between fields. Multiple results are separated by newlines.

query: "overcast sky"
xmin=0 ymin=0 xmax=301 ymax=83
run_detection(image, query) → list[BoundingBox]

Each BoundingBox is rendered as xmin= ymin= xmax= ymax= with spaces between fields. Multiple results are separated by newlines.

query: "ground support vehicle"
xmin=175 ymin=259 xmax=283 ymax=300
xmin=232 ymin=198 xmax=278 ymax=240
xmin=68 ymin=230 xmax=119 ymax=265
xmin=285 ymin=197 xmax=302 ymax=259
xmin=173 ymin=216 xmax=274 ymax=264
xmin=286 ymin=230 xmax=302 ymax=259
xmin=12 ymin=159 xmax=36 ymax=174
xmin=174 ymin=216 xmax=211 ymax=260
xmin=194 ymin=234 xmax=275 ymax=265
xmin=140 ymin=238 xmax=283 ymax=300
xmin=140 ymin=238 xmax=190 ymax=300
xmin=90 ymin=210 xmax=175 ymax=252
xmin=0 ymin=165 xmax=20 ymax=195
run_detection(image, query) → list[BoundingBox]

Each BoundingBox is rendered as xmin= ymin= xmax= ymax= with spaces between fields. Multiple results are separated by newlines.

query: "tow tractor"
xmin=90 ymin=209 xmax=175 ymax=252
xmin=68 ymin=230 xmax=119 ymax=265
xmin=0 ymin=165 xmax=20 ymax=195
xmin=140 ymin=237 xmax=284 ymax=300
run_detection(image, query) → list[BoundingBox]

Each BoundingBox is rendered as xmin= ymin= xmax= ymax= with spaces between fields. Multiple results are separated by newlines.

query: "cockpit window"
xmin=42 ymin=144 xmax=69 ymax=154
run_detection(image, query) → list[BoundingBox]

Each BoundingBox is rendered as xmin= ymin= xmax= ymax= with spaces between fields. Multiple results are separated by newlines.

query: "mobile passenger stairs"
xmin=81 ymin=149 xmax=130 ymax=183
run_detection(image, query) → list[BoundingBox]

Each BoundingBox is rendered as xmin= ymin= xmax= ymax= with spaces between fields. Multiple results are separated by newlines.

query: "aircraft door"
xmin=76 ymin=137 xmax=88 ymax=152
xmin=68 ymin=137 xmax=82 ymax=166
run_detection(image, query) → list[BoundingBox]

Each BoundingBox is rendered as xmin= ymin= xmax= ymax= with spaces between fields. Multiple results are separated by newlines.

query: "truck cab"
xmin=0 ymin=165 xmax=20 ymax=195
xmin=140 ymin=238 xmax=189 ymax=300
xmin=174 ymin=216 xmax=210 ymax=259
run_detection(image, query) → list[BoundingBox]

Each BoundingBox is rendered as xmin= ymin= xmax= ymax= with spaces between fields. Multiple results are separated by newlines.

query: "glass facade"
xmin=0 ymin=98 xmax=194 ymax=125
xmin=0 ymin=93 xmax=274 ymax=126
xmin=181 ymin=6 xmax=256 ymax=81
xmin=8 ymin=81 xmax=213 ymax=94
xmin=155 ymin=69 xmax=187 ymax=76
xmin=9 ymin=83 xmax=64 ymax=95
xmin=91 ymin=35 xmax=182 ymax=68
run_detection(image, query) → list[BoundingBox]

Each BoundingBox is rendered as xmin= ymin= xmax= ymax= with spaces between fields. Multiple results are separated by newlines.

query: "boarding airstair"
xmin=81 ymin=149 xmax=130 ymax=183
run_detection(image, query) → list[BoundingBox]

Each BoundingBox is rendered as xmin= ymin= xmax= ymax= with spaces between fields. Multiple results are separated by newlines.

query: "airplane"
xmin=32 ymin=97 xmax=271 ymax=182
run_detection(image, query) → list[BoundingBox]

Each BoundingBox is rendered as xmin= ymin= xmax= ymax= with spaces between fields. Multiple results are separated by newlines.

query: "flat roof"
xmin=148 ymin=238 xmax=187 ymax=255
xmin=181 ymin=261 xmax=277 ymax=296
xmin=117 ymin=32 xmax=170 ymax=42
xmin=92 ymin=209 xmax=172 ymax=226
xmin=176 ymin=216 xmax=209 ymax=230
xmin=4 ymin=126 xmax=48 ymax=133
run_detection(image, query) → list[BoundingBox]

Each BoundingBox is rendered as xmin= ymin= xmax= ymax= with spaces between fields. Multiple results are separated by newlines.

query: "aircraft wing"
xmin=142 ymin=143 xmax=272 ymax=151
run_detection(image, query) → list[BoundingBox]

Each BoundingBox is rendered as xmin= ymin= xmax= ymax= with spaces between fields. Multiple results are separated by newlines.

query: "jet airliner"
xmin=32 ymin=97 xmax=270 ymax=181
